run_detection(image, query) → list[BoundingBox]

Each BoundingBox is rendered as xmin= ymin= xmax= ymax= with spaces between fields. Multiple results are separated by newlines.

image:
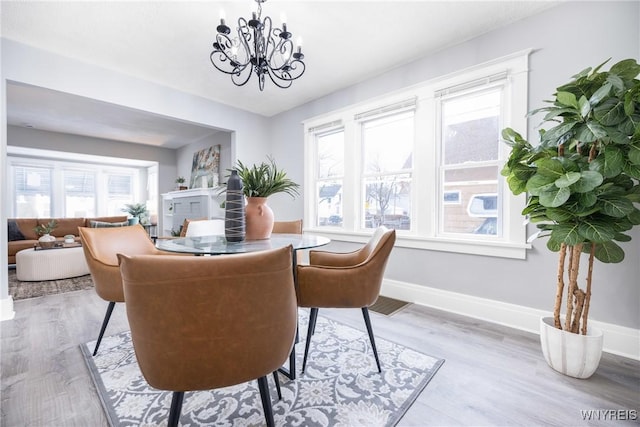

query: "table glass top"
xmin=155 ymin=233 xmax=330 ymax=255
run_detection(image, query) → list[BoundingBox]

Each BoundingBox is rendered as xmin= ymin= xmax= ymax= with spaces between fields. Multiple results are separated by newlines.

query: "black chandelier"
xmin=210 ymin=0 xmax=306 ymax=91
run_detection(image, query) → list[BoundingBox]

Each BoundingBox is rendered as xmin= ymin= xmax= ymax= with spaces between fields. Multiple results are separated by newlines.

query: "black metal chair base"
xmin=93 ymin=301 xmax=116 ymax=356
xmin=302 ymin=307 xmax=382 ymax=373
xmin=166 ymin=376 xmax=275 ymax=427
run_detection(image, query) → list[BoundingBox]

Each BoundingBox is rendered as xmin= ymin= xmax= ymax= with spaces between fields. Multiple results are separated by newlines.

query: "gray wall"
xmin=268 ymin=1 xmax=640 ymax=329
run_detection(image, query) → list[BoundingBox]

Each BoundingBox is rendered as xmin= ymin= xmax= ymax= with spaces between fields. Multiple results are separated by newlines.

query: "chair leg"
xmin=362 ymin=307 xmax=382 ymax=373
xmin=168 ymin=391 xmax=184 ymax=427
xmin=272 ymin=371 xmax=282 ymax=400
xmin=257 ymin=376 xmax=275 ymax=427
xmin=93 ymin=301 xmax=116 ymax=356
xmin=302 ymin=308 xmax=318 ymax=373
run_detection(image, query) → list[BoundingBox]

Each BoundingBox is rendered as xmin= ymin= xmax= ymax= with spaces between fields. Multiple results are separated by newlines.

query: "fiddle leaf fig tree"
xmin=502 ymin=58 xmax=640 ymax=335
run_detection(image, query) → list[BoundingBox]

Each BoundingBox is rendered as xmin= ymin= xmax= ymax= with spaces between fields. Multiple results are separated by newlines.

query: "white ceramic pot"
xmin=38 ymin=233 xmax=56 ymax=248
xmin=539 ymin=316 xmax=603 ymax=379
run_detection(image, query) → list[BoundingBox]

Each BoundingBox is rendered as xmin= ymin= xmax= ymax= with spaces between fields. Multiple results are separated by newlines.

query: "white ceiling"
xmin=2 ymin=1 xmax=561 ymax=149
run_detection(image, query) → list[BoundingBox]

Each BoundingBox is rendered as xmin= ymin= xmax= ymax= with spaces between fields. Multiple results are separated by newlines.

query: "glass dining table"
xmin=155 ymin=232 xmax=331 ymax=380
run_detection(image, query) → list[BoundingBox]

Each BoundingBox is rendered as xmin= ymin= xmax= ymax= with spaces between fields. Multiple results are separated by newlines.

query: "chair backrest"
xmin=79 ymin=224 xmax=161 ymax=302
xmin=272 ymin=219 xmax=303 ymax=234
xmin=184 ymin=219 xmax=225 ymax=237
xmin=118 ymin=245 xmax=297 ymax=392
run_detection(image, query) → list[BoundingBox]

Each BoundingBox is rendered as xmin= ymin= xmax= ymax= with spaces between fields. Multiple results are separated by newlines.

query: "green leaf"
xmin=551 ymin=224 xmax=582 ymax=246
xmin=586 ymin=121 xmax=608 ymax=139
xmin=613 ymin=232 xmax=632 ymax=242
xmin=601 ymin=197 xmax=635 ymax=218
xmin=594 ymin=241 xmax=625 ymax=263
xmin=535 ymin=158 xmax=565 ymax=178
xmin=594 ymin=98 xmax=626 ymax=126
xmin=603 ymin=145 xmax=624 ymax=177
xmin=574 ymin=124 xmax=597 ymax=143
xmin=578 ymin=192 xmax=598 ymax=207
xmin=628 ymin=208 xmax=640 ymax=225
xmin=609 ymin=58 xmax=640 ymax=81
xmin=629 ymin=144 xmax=640 ymax=165
xmin=539 ymin=186 xmax=571 ymax=207
xmin=571 ymin=170 xmax=604 ymax=193
xmin=546 ymin=236 xmax=563 ymax=252
xmin=555 ymin=172 xmax=581 ymax=188
xmin=526 ymin=174 xmax=556 ymax=196
xmin=540 ymin=122 xmax=578 ymax=145
xmin=556 ymin=91 xmax=579 ymax=109
xmin=588 ymin=81 xmax=612 ymax=106
xmin=579 ymin=96 xmax=591 ymax=117
xmin=546 ymin=207 xmax=574 ymax=222
xmin=578 ymin=219 xmax=616 ymax=243
xmin=623 ymin=162 xmax=640 ymax=180
xmin=507 ymin=174 xmax=527 ymax=195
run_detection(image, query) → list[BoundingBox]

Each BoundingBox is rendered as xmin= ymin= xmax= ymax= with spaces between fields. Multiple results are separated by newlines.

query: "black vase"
xmin=224 ymin=169 xmax=245 ymax=242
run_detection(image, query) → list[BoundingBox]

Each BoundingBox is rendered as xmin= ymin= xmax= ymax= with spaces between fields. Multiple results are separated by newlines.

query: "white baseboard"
xmin=381 ymin=279 xmax=640 ymax=361
xmin=0 ymin=296 xmax=15 ymax=321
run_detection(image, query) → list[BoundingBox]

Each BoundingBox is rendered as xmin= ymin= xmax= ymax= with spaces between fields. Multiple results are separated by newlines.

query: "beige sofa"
xmin=7 ymin=216 xmax=128 ymax=264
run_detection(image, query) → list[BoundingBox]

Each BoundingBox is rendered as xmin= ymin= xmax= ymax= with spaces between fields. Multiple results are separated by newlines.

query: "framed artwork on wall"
xmin=189 ymin=145 xmax=220 ymax=189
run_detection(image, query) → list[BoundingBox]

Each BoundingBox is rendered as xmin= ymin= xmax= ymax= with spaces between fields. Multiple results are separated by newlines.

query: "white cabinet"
xmin=160 ymin=188 xmax=225 ymax=236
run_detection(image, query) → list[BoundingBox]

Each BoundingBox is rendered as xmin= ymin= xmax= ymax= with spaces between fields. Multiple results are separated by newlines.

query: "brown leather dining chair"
xmin=272 ymin=219 xmax=303 ymax=234
xmin=118 ymin=245 xmax=297 ymax=427
xmin=296 ymin=226 xmax=396 ymax=373
xmin=79 ymin=224 xmax=173 ymax=356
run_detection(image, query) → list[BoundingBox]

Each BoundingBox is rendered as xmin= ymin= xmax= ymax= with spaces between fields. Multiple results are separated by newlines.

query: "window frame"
xmin=303 ymin=50 xmax=531 ymax=259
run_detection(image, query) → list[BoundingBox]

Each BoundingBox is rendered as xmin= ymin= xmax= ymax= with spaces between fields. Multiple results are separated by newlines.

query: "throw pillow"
xmin=8 ymin=221 xmax=25 ymax=241
xmin=89 ymin=220 xmax=129 ymax=228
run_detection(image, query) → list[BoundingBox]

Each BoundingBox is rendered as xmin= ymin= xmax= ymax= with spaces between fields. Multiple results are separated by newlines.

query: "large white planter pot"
xmin=539 ymin=316 xmax=603 ymax=379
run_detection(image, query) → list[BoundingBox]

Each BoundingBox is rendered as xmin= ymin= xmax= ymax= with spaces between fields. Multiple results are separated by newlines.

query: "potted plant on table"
xmin=501 ymin=58 xmax=640 ymax=378
xmin=234 ymin=156 xmax=300 ymax=239
xmin=175 ymin=176 xmax=188 ymax=190
xmin=122 ymin=203 xmax=148 ymax=225
xmin=34 ymin=219 xmax=58 ymax=248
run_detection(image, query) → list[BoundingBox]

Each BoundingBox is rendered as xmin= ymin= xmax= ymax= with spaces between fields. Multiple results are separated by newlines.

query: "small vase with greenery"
xmin=34 ymin=219 xmax=58 ymax=248
xmin=122 ymin=203 xmax=148 ymax=225
xmin=501 ymin=58 xmax=640 ymax=377
xmin=175 ymin=176 xmax=187 ymax=190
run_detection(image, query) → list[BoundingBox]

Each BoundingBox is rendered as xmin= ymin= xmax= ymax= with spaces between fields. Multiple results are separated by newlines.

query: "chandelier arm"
xmin=265 ymin=69 xmax=293 ymax=89
xmin=231 ymin=62 xmax=255 ymax=87
xmin=269 ymin=60 xmax=306 ymax=81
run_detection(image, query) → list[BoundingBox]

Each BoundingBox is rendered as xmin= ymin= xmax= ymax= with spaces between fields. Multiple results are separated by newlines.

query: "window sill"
xmin=305 ymin=229 xmax=531 ymax=259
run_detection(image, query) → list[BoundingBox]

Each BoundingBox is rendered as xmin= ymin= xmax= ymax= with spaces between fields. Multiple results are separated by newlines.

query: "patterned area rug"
xmin=81 ymin=310 xmax=444 ymax=426
xmin=7 ymin=269 xmax=94 ymax=300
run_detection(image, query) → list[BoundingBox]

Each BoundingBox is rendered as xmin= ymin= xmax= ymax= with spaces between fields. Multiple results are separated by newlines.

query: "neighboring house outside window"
xmin=303 ymin=50 xmax=531 ymax=259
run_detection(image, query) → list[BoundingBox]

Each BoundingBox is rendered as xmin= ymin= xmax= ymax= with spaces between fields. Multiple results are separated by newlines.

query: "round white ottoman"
xmin=16 ymin=246 xmax=90 ymax=281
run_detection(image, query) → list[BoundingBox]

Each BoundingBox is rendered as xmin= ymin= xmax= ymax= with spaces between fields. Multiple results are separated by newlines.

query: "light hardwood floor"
xmin=2 ymin=288 xmax=639 ymax=426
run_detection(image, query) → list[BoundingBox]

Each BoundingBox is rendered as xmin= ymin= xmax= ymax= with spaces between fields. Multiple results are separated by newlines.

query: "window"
xmin=106 ymin=173 xmax=135 ymax=216
xmin=8 ymin=153 xmax=149 ymax=219
xmin=361 ymin=111 xmax=413 ymax=230
xmin=439 ymin=88 xmax=502 ymax=236
xmin=14 ymin=166 xmax=52 ymax=217
xmin=314 ymin=129 xmax=344 ymax=228
xmin=303 ymin=51 xmax=530 ymax=259
xmin=64 ymin=169 xmax=96 ymax=217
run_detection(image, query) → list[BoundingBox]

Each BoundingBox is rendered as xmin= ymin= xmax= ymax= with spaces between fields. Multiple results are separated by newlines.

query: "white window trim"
xmin=303 ymin=49 xmax=532 ymax=259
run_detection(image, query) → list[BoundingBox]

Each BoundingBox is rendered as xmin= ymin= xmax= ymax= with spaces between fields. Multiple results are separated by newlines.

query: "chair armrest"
xmin=309 ymin=249 xmax=362 ymax=267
